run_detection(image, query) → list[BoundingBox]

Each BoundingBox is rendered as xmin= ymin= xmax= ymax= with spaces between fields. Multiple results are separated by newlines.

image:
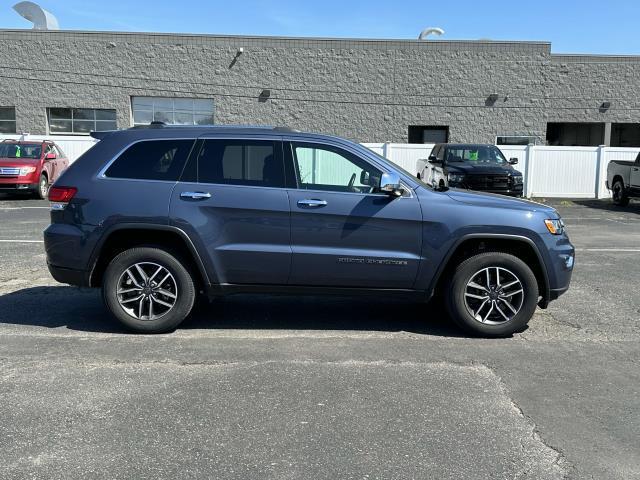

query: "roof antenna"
xmin=418 ymin=27 xmax=444 ymax=40
xmin=12 ymin=1 xmax=59 ymax=30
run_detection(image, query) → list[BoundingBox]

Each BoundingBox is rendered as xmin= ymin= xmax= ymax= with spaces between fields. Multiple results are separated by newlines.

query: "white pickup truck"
xmin=607 ymin=152 xmax=640 ymax=206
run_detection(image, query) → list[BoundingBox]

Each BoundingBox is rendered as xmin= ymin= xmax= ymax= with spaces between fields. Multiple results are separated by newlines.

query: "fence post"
xmin=382 ymin=142 xmax=391 ymax=159
xmin=594 ymin=145 xmax=604 ymax=199
xmin=524 ymin=144 xmax=535 ymax=198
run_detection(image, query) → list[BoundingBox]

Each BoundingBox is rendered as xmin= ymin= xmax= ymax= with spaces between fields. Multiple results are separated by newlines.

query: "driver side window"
xmin=291 ymin=142 xmax=382 ymax=194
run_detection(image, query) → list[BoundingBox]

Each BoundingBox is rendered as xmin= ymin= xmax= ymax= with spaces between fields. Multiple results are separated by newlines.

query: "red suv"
xmin=0 ymin=140 xmax=69 ymax=199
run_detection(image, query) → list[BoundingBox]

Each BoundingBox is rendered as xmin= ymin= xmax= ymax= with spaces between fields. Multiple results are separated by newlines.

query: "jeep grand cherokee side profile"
xmin=44 ymin=126 xmax=574 ymax=336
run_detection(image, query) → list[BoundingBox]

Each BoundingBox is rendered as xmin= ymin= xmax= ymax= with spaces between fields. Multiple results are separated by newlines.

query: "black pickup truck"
xmin=607 ymin=151 xmax=640 ymax=206
xmin=418 ymin=144 xmax=524 ymax=197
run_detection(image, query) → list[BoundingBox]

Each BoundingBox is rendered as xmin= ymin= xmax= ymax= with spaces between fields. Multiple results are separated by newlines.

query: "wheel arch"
xmin=88 ymin=224 xmax=210 ymax=289
xmin=428 ymin=234 xmax=550 ymax=308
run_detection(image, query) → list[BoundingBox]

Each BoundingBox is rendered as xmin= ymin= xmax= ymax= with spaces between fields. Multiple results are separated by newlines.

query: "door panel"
xmin=169 ymin=137 xmax=291 ymax=285
xmin=170 ymin=184 xmax=291 ymax=285
xmin=288 ymin=190 xmax=422 ymax=288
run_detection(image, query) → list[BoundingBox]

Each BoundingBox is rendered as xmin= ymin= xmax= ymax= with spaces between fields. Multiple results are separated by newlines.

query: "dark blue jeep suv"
xmin=44 ymin=125 xmax=574 ymax=336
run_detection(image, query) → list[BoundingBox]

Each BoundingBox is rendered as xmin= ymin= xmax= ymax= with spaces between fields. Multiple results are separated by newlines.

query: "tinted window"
xmin=291 ymin=142 xmax=382 ymax=194
xmin=445 ymin=146 xmax=507 ymax=165
xmin=197 ymin=140 xmax=284 ymax=188
xmin=105 ymin=140 xmax=194 ymax=181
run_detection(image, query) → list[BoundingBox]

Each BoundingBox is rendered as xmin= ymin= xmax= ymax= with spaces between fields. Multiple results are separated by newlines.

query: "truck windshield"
xmin=446 ymin=146 xmax=507 ymax=165
xmin=0 ymin=143 xmax=42 ymax=159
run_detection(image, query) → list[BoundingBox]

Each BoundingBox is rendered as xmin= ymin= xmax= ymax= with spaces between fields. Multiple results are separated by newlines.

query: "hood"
xmin=446 ymin=188 xmax=559 ymax=216
xmin=446 ymin=163 xmax=521 ymax=175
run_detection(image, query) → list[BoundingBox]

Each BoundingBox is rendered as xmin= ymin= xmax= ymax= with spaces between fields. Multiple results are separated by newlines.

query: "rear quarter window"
xmin=104 ymin=139 xmax=194 ymax=181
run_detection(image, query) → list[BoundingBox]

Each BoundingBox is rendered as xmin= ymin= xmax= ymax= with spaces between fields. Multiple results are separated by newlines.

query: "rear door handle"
xmin=180 ymin=191 xmax=211 ymax=200
xmin=297 ymin=199 xmax=327 ymax=208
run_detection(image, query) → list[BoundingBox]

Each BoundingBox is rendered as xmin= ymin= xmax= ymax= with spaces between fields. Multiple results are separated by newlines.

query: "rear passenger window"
xmin=105 ymin=140 xmax=194 ymax=181
xmin=197 ymin=140 xmax=284 ymax=188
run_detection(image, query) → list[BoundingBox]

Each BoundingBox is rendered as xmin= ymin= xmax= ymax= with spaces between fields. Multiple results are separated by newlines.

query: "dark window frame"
xmin=0 ymin=107 xmax=17 ymax=134
xmin=47 ymin=107 xmax=117 ymax=135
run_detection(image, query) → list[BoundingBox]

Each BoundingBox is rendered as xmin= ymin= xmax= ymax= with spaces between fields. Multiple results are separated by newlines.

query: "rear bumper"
xmin=47 ymin=262 xmax=89 ymax=287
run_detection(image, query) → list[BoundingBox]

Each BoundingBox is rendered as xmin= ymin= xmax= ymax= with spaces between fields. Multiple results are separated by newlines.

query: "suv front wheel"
xmin=445 ymin=252 xmax=539 ymax=337
xmin=102 ymin=247 xmax=196 ymax=333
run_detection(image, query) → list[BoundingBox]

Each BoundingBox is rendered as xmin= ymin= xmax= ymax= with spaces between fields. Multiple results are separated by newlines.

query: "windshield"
xmin=0 ymin=143 xmax=42 ymax=159
xmin=445 ymin=146 xmax=507 ymax=165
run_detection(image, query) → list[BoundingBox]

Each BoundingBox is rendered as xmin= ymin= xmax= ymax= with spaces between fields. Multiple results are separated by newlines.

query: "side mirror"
xmin=380 ymin=172 xmax=403 ymax=197
xmin=360 ymin=170 xmax=370 ymax=185
xmin=508 ymin=157 xmax=518 ymax=165
xmin=45 ymin=153 xmax=56 ymax=160
xmin=428 ymin=155 xmax=443 ymax=165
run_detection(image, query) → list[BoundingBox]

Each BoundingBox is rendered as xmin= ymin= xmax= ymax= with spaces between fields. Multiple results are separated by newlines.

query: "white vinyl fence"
xmin=363 ymin=143 xmax=640 ymax=199
xmin=2 ymin=134 xmax=637 ymax=199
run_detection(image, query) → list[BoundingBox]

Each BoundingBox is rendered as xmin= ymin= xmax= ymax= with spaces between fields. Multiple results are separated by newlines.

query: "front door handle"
xmin=180 ymin=191 xmax=211 ymax=200
xmin=297 ymin=199 xmax=328 ymax=208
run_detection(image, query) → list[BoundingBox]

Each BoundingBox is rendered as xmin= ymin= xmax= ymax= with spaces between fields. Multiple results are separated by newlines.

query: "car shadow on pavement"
xmin=572 ymin=199 xmax=640 ymax=215
xmin=0 ymin=286 xmax=470 ymax=337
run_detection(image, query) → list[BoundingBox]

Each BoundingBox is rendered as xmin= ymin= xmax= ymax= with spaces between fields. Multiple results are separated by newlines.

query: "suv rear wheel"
xmin=102 ymin=247 xmax=196 ymax=333
xmin=445 ymin=252 xmax=538 ymax=337
xmin=37 ymin=173 xmax=49 ymax=200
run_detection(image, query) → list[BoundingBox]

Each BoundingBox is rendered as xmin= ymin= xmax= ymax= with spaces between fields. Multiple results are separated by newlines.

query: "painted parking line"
xmin=0 ymin=239 xmax=44 ymax=243
xmin=576 ymin=248 xmax=640 ymax=252
xmin=0 ymin=207 xmax=50 ymax=211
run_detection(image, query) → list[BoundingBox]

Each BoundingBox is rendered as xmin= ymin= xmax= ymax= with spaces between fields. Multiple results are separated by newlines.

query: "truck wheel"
xmin=612 ymin=180 xmax=629 ymax=206
xmin=445 ymin=252 xmax=539 ymax=337
xmin=102 ymin=247 xmax=196 ymax=333
xmin=37 ymin=173 xmax=49 ymax=199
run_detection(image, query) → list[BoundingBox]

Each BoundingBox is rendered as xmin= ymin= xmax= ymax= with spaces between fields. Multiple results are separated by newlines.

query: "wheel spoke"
xmin=118 ymin=287 xmax=142 ymax=295
xmin=148 ymin=296 xmax=154 ymax=320
xmin=485 ymin=268 xmax=491 ymax=290
xmin=148 ymin=266 xmax=163 ymax=284
xmin=151 ymin=295 xmax=173 ymax=309
xmin=495 ymin=267 xmax=501 ymax=287
xmin=465 ymin=292 xmax=489 ymax=300
xmin=499 ymin=297 xmax=519 ymax=315
xmin=135 ymin=264 xmax=149 ymax=283
xmin=500 ymin=289 xmax=523 ymax=298
xmin=468 ymin=281 xmax=488 ymax=292
xmin=473 ymin=298 xmax=489 ymax=319
xmin=138 ymin=296 xmax=145 ymax=317
xmin=158 ymin=272 xmax=172 ymax=288
xmin=125 ymin=269 xmax=142 ymax=289
xmin=155 ymin=288 xmax=177 ymax=299
xmin=501 ymin=279 xmax=520 ymax=290
xmin=120 ymin=294 xmax=144 ymax=304
xmin=482 ymin=302 xmax=495 ymax=323
xmin=495 ymin=301 xmax=510 ymax=321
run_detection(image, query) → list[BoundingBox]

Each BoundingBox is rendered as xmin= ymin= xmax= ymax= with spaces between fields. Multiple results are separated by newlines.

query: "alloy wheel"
xmin=463 ymin=267 xmax=524 ymax=325
xmin=116 ymin=262 xmax=178 ymax=321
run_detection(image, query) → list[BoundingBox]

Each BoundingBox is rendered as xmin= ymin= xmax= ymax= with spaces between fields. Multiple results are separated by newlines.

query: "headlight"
xmin=513 ymin=176 xmax=523 ymax=184
xmin=19 ymin=166 xmax=36 ymax=176
xmin=448 ymin=173 xmax=465 ymax=183
xmin=544 ymin=218 xmax=564 ymax=235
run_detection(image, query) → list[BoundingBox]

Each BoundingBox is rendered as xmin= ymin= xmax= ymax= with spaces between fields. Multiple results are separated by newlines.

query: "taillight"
xmin=48 ymin=186 xmax=77 ymax=203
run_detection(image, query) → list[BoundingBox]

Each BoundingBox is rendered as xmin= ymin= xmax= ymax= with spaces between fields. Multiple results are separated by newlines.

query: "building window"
xmin=546 ymin=122 xmax=604 ymax=146
xmin=131 ymin=97 xmax=215 ymax=126
xmin=48 ymin=108 xmax=117 ymax=135
xmin=0 ymin=107 xmax=17 ymax=134
xmin=611 ymin=123 xmax=640 ymax=147
xmin=408 ymin=126 xmax=449 ymax=144
xmin=496 ymin=136 xmax=538 ymax=146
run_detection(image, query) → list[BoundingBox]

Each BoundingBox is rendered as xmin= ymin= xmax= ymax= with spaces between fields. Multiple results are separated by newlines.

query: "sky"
xmin=1 ymin=0 xmax=639 ymax=55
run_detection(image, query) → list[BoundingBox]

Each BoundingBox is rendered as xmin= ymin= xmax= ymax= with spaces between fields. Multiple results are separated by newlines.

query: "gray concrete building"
xmin=0 ymin=29 xmax=639 ymax=146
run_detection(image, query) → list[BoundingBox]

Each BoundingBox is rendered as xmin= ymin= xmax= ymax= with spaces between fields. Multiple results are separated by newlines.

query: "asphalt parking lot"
xmin=0 ymin=196 xmax=638 ymax=479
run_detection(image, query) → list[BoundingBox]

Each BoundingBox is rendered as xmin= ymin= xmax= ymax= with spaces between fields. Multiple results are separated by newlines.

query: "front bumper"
xmin=0 ymin=182 xmax=38 ymax=192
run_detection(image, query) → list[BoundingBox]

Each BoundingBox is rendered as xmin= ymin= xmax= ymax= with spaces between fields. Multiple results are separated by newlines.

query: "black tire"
xmin=102 ymin=247 xmax=196 ymax=333
xmin=445 ymin=252 xmax=539 ymax=337
xmin=36 ymin=173 xmax=49 ymax=200
xmin=612 ymin=179 xmax=629 ymax=206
